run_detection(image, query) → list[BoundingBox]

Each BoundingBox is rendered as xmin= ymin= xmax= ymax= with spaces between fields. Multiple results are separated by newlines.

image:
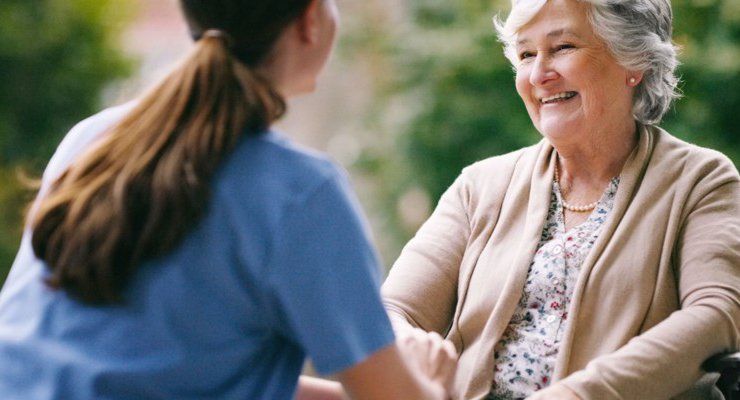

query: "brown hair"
xmin=30 ymin=0 xmax=314 ymax=304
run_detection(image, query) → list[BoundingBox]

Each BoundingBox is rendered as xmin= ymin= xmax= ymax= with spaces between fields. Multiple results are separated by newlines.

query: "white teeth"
xmin=540 ymin=92 xmax=577 ymax=104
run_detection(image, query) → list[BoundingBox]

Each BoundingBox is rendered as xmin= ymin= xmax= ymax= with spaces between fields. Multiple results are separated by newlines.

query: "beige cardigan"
xmin=382 ymin=125 xmax=740 ymax=399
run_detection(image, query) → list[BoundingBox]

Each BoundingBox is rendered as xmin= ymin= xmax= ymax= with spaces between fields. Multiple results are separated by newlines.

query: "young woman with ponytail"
xmin=0 ymin=0 xmax=455 ymax=398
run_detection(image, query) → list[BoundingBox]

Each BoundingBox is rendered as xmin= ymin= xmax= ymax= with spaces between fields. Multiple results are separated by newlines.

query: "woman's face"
xmin=513 ymin=0 xmax=636 ymax=145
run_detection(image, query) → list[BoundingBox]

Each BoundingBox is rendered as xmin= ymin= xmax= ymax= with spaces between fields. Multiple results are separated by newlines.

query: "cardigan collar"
xmin=487 ymin=123 xmax=655 ymax=381
xmin=550 ymin=122 xmax=656 ymax=378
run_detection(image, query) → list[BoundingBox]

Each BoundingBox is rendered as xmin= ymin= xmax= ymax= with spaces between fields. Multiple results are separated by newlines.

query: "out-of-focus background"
xmin=0 ymin=0 xmax=738 ymax=284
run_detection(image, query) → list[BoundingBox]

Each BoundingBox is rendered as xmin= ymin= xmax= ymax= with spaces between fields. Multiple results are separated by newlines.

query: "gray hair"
xmin=494 ymin=0 xmax=680 ymax=125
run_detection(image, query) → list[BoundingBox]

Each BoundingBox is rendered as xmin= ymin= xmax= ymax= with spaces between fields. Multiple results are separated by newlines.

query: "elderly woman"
xmin=382 ymin=0 xmax=740 ymax=399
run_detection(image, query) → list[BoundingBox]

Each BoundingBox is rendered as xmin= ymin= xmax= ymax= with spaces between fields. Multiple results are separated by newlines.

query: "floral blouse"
xmin=488 ymin=177 xmax=620 ymax=399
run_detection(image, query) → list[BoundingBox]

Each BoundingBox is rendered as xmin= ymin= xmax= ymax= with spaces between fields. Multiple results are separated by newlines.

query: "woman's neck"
xmin=554 ymin=121 xmax=639 ymax=189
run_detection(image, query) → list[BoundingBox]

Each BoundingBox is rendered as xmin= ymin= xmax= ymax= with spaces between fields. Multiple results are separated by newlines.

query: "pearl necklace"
xmin=554 ymin=163 xmax=598 ymax=213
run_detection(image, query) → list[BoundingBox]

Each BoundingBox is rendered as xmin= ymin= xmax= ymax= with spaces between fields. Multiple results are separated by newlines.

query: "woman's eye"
xmin=518 ymin=51 xmax=535 ymax=60
xmin=555 ymin=44 xmax=575 ymax=52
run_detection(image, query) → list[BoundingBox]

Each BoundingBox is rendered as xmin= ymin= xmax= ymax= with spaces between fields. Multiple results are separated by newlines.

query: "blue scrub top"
xmin=0 ymin=104 xmax=395 ymax=399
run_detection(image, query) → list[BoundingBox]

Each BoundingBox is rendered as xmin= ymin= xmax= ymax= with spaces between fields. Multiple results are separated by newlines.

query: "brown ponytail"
xmin=30 ymin=28 xmax=288 ymax=304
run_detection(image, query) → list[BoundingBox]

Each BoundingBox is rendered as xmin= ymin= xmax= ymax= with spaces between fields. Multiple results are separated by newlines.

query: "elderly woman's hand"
xmin=395 ymin=326 xmax=458 ymax=393
xmin=526 ymin=383 xmax=582 ymax=400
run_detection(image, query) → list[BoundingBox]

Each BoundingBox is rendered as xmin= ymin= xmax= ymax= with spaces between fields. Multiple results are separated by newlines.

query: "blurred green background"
xmin=0 ymin=0 xmax=738 ymax=284
xmin=0 ymin=0 xmax=134 ymax=282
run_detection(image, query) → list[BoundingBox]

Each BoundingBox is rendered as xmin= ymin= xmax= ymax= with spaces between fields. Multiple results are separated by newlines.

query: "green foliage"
xmin=666 ymin=0 xmax=740 ymax=163
xmin=0 ymin=169 xmax=31 ymax=271
xmin=0 ymin=0 xmax=134 ymax=167
xmin=0 ymin=0 xmax=134 ymax=282
xmin=359 ymin=0 xmax=740 ymax=262
xmin=393 ymin=0 xmax=539 ymax=204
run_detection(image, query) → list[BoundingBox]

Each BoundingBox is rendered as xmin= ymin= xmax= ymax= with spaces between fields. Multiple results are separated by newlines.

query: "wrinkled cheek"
xmin=515 ymin=70 xmax=537 ymax=106
xmin=512 ymin=69 xmax=541 ymax=130
xmin=514 ymin=71 xmax=528 ymax=99
xmin=513 ymin=78 xmax=537 ymax=121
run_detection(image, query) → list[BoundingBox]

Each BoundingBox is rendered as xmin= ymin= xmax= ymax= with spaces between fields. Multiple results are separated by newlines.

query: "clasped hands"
xmin=396 ymin=325 xmax=580 ymax=400
xmin=395 ymin=326 xmax=458 ymax=399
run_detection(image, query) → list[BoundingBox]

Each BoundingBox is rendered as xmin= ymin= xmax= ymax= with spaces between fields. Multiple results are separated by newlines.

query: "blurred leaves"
xmin=0 ymin=0 xmax=134 ymax=281
xmin=666 ymin=0 xmax=740 ymax=162
xmin=0 ymin=0 xmax=134 ymax=167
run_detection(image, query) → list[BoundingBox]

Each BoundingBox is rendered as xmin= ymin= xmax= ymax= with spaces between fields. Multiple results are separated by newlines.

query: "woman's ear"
xmin=294 ymin=0 xmax=322 ymax=45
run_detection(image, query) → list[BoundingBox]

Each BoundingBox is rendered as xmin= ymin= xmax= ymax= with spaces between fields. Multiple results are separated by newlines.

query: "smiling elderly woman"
xmin=381 ymin=0 xmax=740 ymax=399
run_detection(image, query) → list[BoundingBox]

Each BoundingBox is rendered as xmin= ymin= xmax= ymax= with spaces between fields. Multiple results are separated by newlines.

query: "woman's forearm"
xmin=296 ymin=376 xmax=347 ymax=400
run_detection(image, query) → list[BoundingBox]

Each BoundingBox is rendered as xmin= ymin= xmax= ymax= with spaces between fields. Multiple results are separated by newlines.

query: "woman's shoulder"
xmin=43 ymin=101 xmax=138 ymax=183
xmin=234 ymin=129 xmax=339 ymax=175
xmin=457 ymin=141 xmax=544 ymax=185
xmin=261 ymin=130 xmax=337 ymax=173
xmin=218 ymin=130 xmax=347 ymax=201
xmin=651 ymin=126 xmax=739 ymax=180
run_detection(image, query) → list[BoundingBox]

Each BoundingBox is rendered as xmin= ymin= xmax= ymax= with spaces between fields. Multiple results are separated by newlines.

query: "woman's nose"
xmin=529 ymin=53 xmax=559 ymax=86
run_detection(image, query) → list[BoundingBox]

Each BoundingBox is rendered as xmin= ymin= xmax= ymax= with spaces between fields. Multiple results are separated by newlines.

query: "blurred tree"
xmin=0 ymin=0 xmax=134 ymax=166
xmin=666 ymin=0 xmax=740 ymax=162
xmin=357 ymin=0 xmax=740 ymax=263
xmin=0 ymin=0 xmax=134 ymax=282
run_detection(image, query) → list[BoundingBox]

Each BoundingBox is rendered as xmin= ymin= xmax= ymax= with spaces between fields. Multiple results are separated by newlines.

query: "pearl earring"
xmin=629 ymin=77 xmax=637 ymax=85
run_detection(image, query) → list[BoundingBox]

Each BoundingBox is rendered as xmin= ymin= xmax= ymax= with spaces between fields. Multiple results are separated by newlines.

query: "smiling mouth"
xmin=540 ymin=91 xmax=577 ymax=104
